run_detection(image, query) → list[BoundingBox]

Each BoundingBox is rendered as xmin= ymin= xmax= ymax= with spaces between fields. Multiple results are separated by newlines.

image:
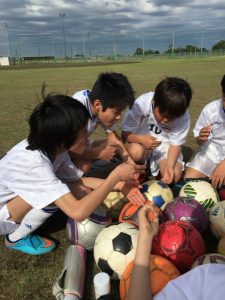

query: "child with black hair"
xmin=184 ymin=74 xmax=225 ymax=188
xmin=0 ymin=90 xmax=145 ymax=255
xmin=70 ymin=72 xmax=136 ymax=173
xmin=121 ymin=77 xmax=192 ymax=184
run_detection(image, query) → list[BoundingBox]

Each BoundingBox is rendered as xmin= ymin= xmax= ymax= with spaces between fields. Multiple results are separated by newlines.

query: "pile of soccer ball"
xmin=67 ymin=178 xmax=225 ymax=298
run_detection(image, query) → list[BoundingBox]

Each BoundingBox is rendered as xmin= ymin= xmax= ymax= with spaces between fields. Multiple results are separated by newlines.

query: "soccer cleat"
xmin=5 ymin=234 xmax=56 ymax=255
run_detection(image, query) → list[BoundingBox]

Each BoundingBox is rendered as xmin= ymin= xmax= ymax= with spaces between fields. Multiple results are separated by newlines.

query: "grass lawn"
xmin=0 ymin=56 xmax=224 ymax=299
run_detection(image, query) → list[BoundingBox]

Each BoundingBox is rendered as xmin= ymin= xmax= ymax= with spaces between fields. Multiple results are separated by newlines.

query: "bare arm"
xmin=107 ymin=131 xmax=134 ymax=163
xmin=122 ymin=131 xmax=161 ymax=150
xmin=70 ymin=144 xmax=111 ymax=160
xmin=81 ymin=176 xmax=146 ymax=206
xmin=128 ymin=204 xmax=159 ymax=300
xmin=162 ymin=144 xmax=181 ymax=184
xmin=166 ymin=144 xmax=181 ymax=169
xmin=54 ymin=162 xmax=145 ymax=222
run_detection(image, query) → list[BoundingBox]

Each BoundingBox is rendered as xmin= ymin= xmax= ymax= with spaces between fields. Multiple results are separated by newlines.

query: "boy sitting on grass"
xmin=0 ymin=89 xmax=145 ymax=255
xmin=70 ymin=72 xmax=135 ymax=174
xmin=121 ymin=77 xmax=192 ymax=185
xmin=184 ymin=74 xmax=225 ymax=189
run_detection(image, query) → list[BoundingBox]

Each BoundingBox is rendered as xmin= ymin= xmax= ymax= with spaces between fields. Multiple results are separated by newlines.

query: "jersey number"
xmin=149 ymin=124 xmax=161 ymax=134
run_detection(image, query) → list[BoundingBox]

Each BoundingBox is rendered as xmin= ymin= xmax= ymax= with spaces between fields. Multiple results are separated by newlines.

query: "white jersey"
xmin=121 ymin=92 xmax=190 ymax=146
xmin=154 ymin=264 xmax=225 ymax=300
xmin=72 ymin=90 xmax=115 ymax=134
xmin=193 ymin=98 xmax=225 ymax=162
xmin=0 ymin=140 xmax=83 ymax=210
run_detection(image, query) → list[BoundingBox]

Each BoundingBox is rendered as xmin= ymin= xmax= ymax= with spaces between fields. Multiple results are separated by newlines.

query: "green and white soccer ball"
xmin=209 ymin=200 xmax=225 ymax=239
xmin=179 ymin=179 xmax=219 ymax=212
xmin=141 ymin=180 xmax=174 ymax=210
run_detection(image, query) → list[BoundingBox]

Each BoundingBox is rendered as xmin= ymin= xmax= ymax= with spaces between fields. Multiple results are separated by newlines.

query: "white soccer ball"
xmin=209 ymin=200 xmax=225 ymax=239
xmin=67 ymin=206 xmax=112 ymax=251
xmin=103 ymin=191 xmax=128 ymax=220
xmin=179 ymin=179 xmax=219 ymax=212
xmin=141 ymin=180 xmax=174 ymax=210
xmin=192 ymin=253 xmax=225 ymax=269
xmin=94 ymin=222 xmax=138 ymax=280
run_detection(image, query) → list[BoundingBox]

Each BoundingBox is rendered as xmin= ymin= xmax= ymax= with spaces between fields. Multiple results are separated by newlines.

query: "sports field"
xmin=0 ymin=57 xmax=224 ymax=299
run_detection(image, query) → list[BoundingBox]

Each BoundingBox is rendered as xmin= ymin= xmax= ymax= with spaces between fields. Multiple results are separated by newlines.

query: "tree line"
xmin=133 ymin=40 xmax=225 ymax=55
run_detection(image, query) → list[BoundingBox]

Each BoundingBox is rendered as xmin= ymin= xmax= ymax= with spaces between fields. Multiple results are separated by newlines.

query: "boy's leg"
xmin=8 ymin=206 xmax=58 ymax=241
xmin=184 ymin=151 xmax=215 ymax=179
xmin=127 ymin=143 xmax=151 ymax=183
xmin=173 ymin=161 xmax=183 ymax=183
xmin=184 ymin=167 xmax=207 ymax=179
xmin=127 ymin=142 xmax=149 ymax=164
xmin=0 ymin=204 xmax=19 ymax=235
xmin=158 ymin=160 xmax=183 ymax=183
xmin=3 ymin=202 xmax=57 ymax=255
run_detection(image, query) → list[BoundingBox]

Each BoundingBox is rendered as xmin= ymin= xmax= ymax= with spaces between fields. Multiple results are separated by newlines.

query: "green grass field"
xmin=0 ymin=57 xmax=224 ymax=299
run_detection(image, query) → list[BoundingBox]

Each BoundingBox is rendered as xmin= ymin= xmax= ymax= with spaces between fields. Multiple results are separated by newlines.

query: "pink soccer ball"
xmin=163 ymin=196 xmax=208 ymax=233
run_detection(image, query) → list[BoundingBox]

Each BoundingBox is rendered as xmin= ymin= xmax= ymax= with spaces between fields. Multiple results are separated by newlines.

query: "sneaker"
xmin=5 ymin=234 xmax=56 ymax=255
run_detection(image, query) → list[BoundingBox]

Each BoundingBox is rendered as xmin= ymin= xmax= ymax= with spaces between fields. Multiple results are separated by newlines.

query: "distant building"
xmin=0 ymin=57 xmax=10 ymax=66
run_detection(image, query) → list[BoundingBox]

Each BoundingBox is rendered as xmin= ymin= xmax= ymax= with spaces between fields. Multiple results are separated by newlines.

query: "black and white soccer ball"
xmin=94 ymin=222 xmax=138 ymax=280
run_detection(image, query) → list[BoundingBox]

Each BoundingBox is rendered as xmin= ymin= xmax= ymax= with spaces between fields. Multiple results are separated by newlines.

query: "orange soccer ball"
xmin=120 ymin=254 xmax=180 ymax=300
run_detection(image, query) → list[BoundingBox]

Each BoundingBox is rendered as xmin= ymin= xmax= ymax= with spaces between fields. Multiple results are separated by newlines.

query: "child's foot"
xmin=5 ymin=234 xmax=56 ymax=255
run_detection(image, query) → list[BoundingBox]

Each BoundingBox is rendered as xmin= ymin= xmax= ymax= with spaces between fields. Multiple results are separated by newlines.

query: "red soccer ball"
xmin=218 ymin=185 xmax=225 ymax=201
xmin=152 ymin=220 xmax=205 ymax=273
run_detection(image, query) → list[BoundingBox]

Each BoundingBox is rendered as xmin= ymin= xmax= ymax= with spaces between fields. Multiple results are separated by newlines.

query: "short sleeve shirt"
xmin=154 ymin=264 xmax=225 ymax=300
xmin=193 ymin=99 xmax=225 ymax=145
xmin=121 ymin=92 xmax=190 ymax=145
xmin=193 ymin=99 xmax=225 ymax=161
xmin=0 ymin=140 xmax=83 ymax=209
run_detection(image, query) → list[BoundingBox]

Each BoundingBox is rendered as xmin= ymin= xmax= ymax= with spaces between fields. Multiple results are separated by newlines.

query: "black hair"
xmin=221 ymin=74 xmax=225 ymax=94
xmin=27 ymin=89 xmax=89 ymax=155
xmin=154 ymin=77 xmax=192 ymax=119
xmin=89 ymin=72 xmax=135 ymax=111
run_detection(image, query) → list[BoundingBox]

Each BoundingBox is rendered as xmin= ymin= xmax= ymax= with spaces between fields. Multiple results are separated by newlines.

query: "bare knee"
xmin=127 ymin=143 xmax=147 ymax=164
xmin=183 ymin=167 xmax=206 ymax=180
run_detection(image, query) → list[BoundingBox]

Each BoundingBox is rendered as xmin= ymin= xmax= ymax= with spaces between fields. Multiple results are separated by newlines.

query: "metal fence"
xmin=1 ymin=26 xmax=225 ymax=64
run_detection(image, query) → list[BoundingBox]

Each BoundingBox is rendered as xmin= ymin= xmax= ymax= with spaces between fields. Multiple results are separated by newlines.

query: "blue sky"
xmin=0 ymin=0 xmax=225 ymax=57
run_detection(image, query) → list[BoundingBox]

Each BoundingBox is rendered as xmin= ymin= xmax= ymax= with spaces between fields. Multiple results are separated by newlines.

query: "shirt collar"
xmin=85 ymin=90 xmax=95 ymax=121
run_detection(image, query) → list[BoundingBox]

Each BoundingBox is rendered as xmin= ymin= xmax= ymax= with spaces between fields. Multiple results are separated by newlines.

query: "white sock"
xmin=8 ymin=206 xmax=58 ymax=242
xmin=0 ymin=204 xmax=18 ymax=235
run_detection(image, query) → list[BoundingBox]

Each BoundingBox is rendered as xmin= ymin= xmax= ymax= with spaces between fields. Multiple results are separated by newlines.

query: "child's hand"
xmin=137 ymin=204 xmax=159 ymax=237
xmin=141 ymin=135 xmax=161 ymax=149
xmin=120 ymin=181 xmax=146 ymax=206
xmin=162 ymin=166 xmax=174 ymax=184
xmin=107 ymin=131 xmax=121 ymax=146
xmin=210 ymin=160 xmax=225 ymax=188
xmin=198 ymin=125 xmax=211 ymax=144
xmin=97 ymin=141 xmax=118 ymax=160
xmin=114 ymin=162 xmax=146 ymax=182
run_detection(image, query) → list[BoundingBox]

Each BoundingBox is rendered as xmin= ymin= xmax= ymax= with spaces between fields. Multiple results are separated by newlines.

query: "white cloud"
xmin=0 ymin=0 xmax=224 ymax=56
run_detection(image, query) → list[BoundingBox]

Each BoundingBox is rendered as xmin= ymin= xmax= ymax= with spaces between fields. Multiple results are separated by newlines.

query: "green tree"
xmin=133 ymin=48 xmax=143 ymax=55
xmin=212 ymin=40 xmax=225 ymax=50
